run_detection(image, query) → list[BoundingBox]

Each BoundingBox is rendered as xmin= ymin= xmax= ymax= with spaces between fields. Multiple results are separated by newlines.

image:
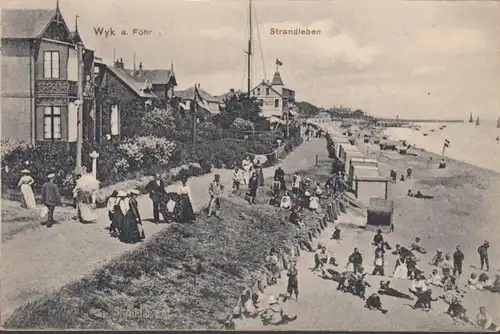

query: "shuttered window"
xmin=43 ymin=51 xmax=60 ymax=78
xmin=43 ymin=106 xmax=62 ymax=140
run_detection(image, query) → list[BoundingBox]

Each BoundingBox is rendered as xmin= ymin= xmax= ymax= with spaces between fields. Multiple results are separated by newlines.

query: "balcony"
xmin=35 ymin=79 xmax=78 ymax=97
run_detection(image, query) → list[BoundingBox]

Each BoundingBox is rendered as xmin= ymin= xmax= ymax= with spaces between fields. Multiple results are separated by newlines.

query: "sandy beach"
xmin=235 ymin=122 xmax=500 ymax=331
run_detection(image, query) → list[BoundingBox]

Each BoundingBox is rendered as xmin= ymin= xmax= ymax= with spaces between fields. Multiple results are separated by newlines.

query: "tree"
xmin=213 ymin=93 xmax=263 ymax=129
xmin=296 ymin=101 xmax=320 ymax=118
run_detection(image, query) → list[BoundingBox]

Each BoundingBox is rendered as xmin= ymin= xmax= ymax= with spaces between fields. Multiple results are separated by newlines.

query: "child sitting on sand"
xmin=427 ymin=269 xmax=443 ymax=287
xmin=465 ymin=273 xmax=483 ymax=290
xmin=410 ymin=237 xmax=427 ymax=254
xmin=430 ymin=248 xmax=444 ymax=266
xmin=365 ymin=293 xmax=388 ymax=314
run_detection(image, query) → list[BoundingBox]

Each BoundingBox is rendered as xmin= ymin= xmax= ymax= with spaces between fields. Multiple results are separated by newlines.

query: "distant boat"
xmin=476 ymin=117 xmax=480 ymax=126
xmin=430 ymin=129 xmax=435 ymax=132
xmin=423 ymin=133 xmax=428 ymax=136
xmin=469 ymin=113 xmax=473 ymax=123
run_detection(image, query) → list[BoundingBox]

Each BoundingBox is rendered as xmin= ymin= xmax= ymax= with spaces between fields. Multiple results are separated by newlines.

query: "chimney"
xmin=114 ymin=58 xmax=124 ymax=69
xmin=139 ymin=62 xmax=143 ymax=71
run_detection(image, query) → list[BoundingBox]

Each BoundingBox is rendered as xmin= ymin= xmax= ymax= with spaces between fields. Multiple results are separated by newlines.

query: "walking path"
xmin=0 ymin=138 xmax=325 ymax=322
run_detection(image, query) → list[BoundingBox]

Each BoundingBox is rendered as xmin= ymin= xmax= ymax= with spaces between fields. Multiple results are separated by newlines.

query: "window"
xmin=43 ymin=51 xmax=60 ymax=78
xmin=43 ymin=106 xmax=62 ymax=140
xmin=110 ymin=105 xmax=120 ymax=135
xmin=274 ymin=99 xmax=280 ymax=108
xmin=266 ymin=88 xmax=270 ymax=95
xmin=257 ymin=88 xmax=261 ymax=95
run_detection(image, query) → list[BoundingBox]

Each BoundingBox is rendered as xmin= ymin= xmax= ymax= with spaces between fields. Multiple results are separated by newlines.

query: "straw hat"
xmin=47 ymin=173 xmax=55 ymax=179
xmin=117 ymin=190 xmax=127 ymax=197
xmin=21 ymin=169 xmax=30 ymax=174
xmin=268 ymin=296 xmax=278 ymax=305
xmin=129 ymin=189 xmax=140 ymax=195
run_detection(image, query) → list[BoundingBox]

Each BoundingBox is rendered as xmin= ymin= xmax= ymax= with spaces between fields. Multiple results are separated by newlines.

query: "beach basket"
xmin=366 ymin=198 xmax=394 ymax=234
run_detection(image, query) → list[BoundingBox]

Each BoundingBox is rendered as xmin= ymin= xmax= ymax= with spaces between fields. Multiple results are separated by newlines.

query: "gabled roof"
xmin=175 ymin=86 xmax=221 ymax=103
xmin=271 ymin=71 xmax=284 ymax=86
xmin=251 ymin=81 xmax=282 ymax=97
xmin=2 ymin=9 xmax=57 ymax=39
xmin=106 ymin=66 xmax=158 ymax=99
xmin=2 ymin=8 xmax=74 ymax=42
xmin=122 ymin=69 xmax=177 ymax=86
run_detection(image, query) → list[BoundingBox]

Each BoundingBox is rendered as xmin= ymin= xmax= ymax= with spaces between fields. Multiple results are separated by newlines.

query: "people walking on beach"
xmin=406 ymin=166 xmax=412 ymax=179
xmin=40 ymin=173 xmax=61 ymax=228
xmin=145 ymin=173 xmax=167 ymax=224
xmin=478 ymin=241 xmax=490 ymax=271
xmin=208 ymin=174 xmax=224 ymax=217
xmin=106 ymin=190 xmax=119 ymax=235
xmin=179 ymin=176 xmax=195 ymax=223
xmin=365 ymin=293 xmax=388 ymax=314
xmin=285 ymin=260 xmax=299 ymax=301
xmin=347 ymin=248 xmax=363 ymax=274
xmin=453 ymin=246 xmax=465 ymax=277
xmin=247 ymin=172 xmax=259 ymax=205
xmin=372 ymin=250 xmax=385 ymax=276
xmin=18 ymin=169 xmax=36 ymax=209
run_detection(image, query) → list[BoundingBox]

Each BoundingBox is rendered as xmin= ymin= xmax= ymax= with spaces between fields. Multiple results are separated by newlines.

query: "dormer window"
xmin=266 ymin=88 xmax=270 ymax=95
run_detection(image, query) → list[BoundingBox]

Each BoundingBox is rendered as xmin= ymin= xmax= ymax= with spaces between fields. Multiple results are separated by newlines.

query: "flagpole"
xmin=192 ymin=83 xmax=197 ymax=145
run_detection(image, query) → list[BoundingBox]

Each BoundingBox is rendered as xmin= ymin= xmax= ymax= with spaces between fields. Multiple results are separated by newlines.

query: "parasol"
xmin=76 ymin=173 xmax=100 ymax=192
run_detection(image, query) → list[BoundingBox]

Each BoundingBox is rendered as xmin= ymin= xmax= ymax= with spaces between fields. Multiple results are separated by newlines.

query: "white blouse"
xmin=179 ymin=184 xmax=191 ymax=199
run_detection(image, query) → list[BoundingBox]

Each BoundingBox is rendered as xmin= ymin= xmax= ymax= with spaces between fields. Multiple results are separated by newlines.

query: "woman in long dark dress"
xmin=179 ymin=176 xmax=195 ymax=223
xmin=120 ymin=190 xmax=144 ymax=243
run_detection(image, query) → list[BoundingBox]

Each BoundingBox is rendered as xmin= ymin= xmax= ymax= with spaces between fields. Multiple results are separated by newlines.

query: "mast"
xmin=247 ymin=0 xmax=252 ymax=97
xmin=476 ymin=116 xmax=480 ymax=126
xmin=469 ymin=112 xmax=473 ymax=123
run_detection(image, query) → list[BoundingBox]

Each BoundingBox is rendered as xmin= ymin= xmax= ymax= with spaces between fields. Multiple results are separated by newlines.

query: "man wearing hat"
xmin=145 ymin=173 xmax=167 ymax=224
xmin=208 ymin=174 xmax=224 ymax=217
xmin=477 ymin=241 xmax=490 ymax=272
xmin=41 ymin=173 xmax=61 ymax=227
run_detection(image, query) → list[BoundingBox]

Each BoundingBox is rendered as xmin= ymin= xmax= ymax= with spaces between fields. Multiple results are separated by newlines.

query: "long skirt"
xmin=180 ymin=194 xmax=195 ymax=222
xmin=393 ymin=262 xmax=408 ymax=279
xmin=119 ymin=211 xmax=140 ymax=243
xmin=21 ymin=184 xmax=36 ymax=209
xmin=78 ymin=202 xmax=98 ymax=223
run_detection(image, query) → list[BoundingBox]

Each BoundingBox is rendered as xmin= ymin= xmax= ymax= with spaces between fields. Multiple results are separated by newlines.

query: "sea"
xmin=384 ymin=120 xmax=500 ymax=174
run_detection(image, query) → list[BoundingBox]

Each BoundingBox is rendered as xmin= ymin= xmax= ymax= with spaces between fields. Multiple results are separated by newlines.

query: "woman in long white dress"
xmin=18 ymin=169 xmax=36 ymax=209
xmin=242 ymin=156 xmax=253 ymax=185
xmin=74 ymin=173 xmax=99 ymax=223
xmin=393 ymin=257 xmax=409 ymax=279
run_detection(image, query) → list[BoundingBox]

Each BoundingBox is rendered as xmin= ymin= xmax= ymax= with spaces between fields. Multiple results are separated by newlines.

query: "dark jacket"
xmin=478 ymin=245 xmax=489 ymax=257
xmin=349 ymin=252 xmax=363 ymax=265
xmin=146 ymin=179 xmax=166 ymax=202
xmin=41 ymin=182 xmax=61 ymax=206
xmin=453 ymin=250 xmax=464 ymax=264
xmin=373 ymin=234 xmax=384 ymax=245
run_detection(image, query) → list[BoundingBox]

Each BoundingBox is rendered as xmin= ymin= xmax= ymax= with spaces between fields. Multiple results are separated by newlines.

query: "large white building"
xmin=250 ymin=71 xmax=295 ymax=119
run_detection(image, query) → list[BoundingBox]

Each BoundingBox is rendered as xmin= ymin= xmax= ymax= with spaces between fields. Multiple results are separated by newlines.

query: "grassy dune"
xmin=4 ymin=194 xmax=307 ymax=330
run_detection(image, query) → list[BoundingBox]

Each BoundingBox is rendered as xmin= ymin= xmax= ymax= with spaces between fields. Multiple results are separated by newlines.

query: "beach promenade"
xmin=235 ymin=122 xmax=500 ymax=331
xmin=0 ymin=138 xmax=325 ymax=323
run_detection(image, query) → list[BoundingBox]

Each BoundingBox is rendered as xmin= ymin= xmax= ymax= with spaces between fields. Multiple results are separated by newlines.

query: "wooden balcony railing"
xmin=35 ymin=79 xmax=78 ymax=97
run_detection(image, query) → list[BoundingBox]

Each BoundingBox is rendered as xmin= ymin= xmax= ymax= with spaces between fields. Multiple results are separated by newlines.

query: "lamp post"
xmin=90 ymin=150 xmax=99 ymax=178
xmin=75 ymin=42 xmax=84 ymax=175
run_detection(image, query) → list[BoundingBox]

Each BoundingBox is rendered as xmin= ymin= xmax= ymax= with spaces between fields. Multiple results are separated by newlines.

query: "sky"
xmin=2 ymin=0 xmax=500 ymax=119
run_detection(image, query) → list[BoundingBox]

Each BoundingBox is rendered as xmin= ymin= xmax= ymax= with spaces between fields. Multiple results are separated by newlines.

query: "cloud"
xmin=412 ymin=27 xmax=487 ymax=55
xmin=200 ymin=19 xmax=380 ymax=71
xmin=411 ymin=65 xmax=447 ymax=76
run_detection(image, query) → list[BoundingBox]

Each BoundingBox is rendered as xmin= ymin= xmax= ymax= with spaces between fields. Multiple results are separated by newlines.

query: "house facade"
xmin=94 ymin=58 xmax=177 ymax=139
xmin=175 ymin=85 xmax=221 ymax=115
xmin=1 ymin=5 xmax=95 ymax=144
xmin=250 ymin=71 xmax=296 ymax=119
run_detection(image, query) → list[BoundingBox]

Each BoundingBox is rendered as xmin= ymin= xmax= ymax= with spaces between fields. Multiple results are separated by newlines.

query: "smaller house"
xmin=175 ymin=84 xmax=222 ymax=115
xmin=94 ymin=58 xmax=177 ymax=139
xmin=250 ymin=71 xmax=296 ymax=119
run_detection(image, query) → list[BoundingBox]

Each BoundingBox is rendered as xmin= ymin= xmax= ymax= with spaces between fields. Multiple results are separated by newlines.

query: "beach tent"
xmin=354 ymin=175 xmax=389 ymax=208
xmin=334 ymin=137 xmax=351 ymax=158
xmin=366 ymin=198 xmax=394 ymax=233
xmin=348 ymin=160 xmax=378 ymax=187
xmin=339 ymin=144 xmax=357 ymax=162
xmin=345 ymin=150 xmax=366 ymax=175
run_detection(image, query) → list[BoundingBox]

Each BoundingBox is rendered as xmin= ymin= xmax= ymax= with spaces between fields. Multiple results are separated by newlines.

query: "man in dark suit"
xmin=41 ymin=173 xmax=62 ymax=228
xmin=145 ymin=173 xmax=166 ymax=224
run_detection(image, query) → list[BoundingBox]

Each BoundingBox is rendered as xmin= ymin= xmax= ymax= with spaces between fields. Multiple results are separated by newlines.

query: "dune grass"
xmin=4 ymin=198 xmax=301 ymax=330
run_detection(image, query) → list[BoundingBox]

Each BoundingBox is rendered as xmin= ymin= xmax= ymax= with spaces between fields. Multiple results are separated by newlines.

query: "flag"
xmin=193 ymin=84 xmax=210 ymax=114
xmin=276 ymin=59 xmax=283 ymax=66
xmin=444 ymin=139 xmax=450 ymax=148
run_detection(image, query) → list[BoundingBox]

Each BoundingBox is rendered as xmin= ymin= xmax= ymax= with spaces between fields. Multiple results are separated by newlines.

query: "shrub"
xmin=231 ymin=118 xmax=254 ymax=131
